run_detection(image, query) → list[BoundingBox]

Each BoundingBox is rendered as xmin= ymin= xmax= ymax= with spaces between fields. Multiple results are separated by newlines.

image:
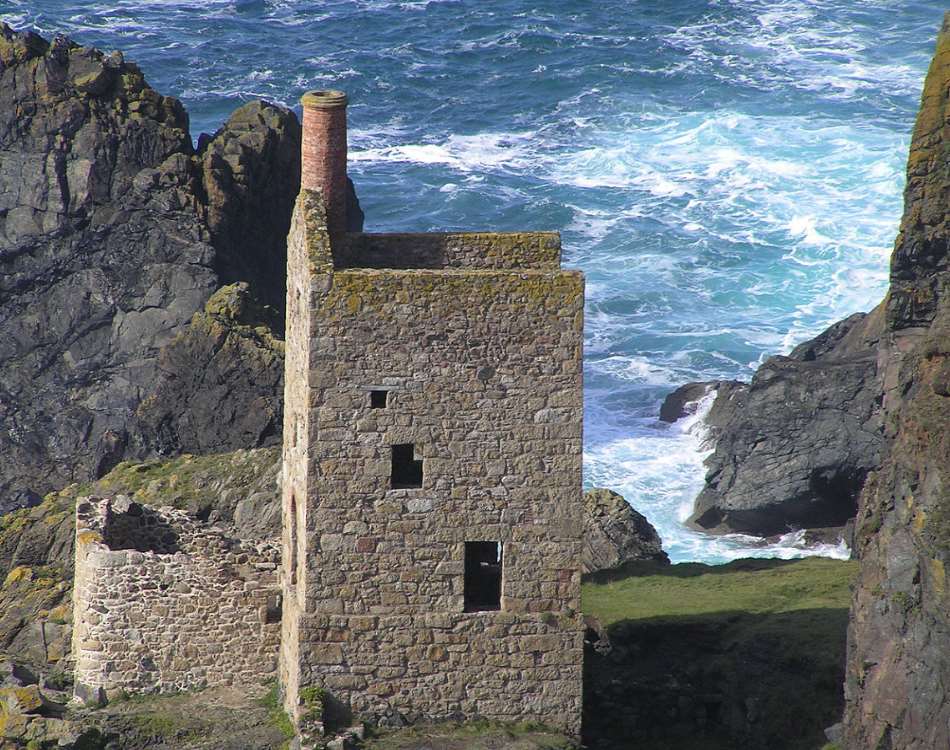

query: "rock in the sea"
xmin=843 ymin=14 xmax=950 ymax=749
xmin=583 ymin=488 xmax=668 ymax=573
xmin=682 ymin=309 xmax=885 ymax=536
xmin=659 ymin=381 xmax=712 ymax=423
xmin=0 ymin=24 xmax=314 ymax=507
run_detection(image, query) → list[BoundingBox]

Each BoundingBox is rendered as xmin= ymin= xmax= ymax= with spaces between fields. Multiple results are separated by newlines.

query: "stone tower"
xmin=280 ymin=89 xmax=585 ymax=742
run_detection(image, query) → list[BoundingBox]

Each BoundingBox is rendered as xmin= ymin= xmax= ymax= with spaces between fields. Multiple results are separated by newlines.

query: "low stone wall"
xmin=72 ymin=496 xmax=281 ymax=701
xmin=336 ymin=232 xmax=562 ymax=270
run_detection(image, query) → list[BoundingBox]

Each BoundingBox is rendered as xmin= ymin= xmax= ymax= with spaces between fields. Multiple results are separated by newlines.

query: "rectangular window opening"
xmin=464 ymin=541 xmax=502 ymax=612
xmin=370 ymin=390 xmax=388 ymax=409
xmin=391 ymin=443 xmax=423 ymax=488
xmin=263 ymin=592 xmax=282 ymax=624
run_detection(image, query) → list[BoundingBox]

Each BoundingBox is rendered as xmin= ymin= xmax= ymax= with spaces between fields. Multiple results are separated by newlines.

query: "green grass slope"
xmin=581 ymin=558 xmax=857 ymax=750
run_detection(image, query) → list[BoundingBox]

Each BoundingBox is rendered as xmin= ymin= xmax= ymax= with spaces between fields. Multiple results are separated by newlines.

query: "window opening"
xmin=464 ymin=541 xmax=502 ymax=612
xmin=370 ymin=390 xmax=388 ymax=409
xmin=264 ymin=592 xmax=282 ymax=624
xmin=391 ymin=443 xmax=423 ymax=488
xmin=289 ymin=495 xmax=298 ymax=586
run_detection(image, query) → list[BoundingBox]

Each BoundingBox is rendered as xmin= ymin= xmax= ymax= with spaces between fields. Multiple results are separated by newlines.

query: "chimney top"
xmin=301 ymin=89 xmax=348 ymax=109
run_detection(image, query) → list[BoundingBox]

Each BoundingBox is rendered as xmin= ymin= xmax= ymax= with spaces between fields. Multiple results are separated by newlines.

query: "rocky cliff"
xmin=0 ymin=24 xmax=342 ymax=515
xmin=842 ymin=14 xmax=950 ymax=749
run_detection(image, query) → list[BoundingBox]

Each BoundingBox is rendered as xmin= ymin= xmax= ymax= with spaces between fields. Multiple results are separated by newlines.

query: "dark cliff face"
xmin=135 ymin=283 xmax=285 ymax=457
xmin=843 ymin=14 xmax=950 ymax=750
xmin=0 ymin=25 xmax=305 ymax=506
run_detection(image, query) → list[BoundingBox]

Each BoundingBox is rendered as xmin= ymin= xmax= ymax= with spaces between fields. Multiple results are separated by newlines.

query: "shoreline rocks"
xmin=0 ymin=24 xmax=344 ymax=511
xmin=583 ymin=488 xmax=668 ymax=573
xmin=664 ymin=309 xmax=885 ymax=537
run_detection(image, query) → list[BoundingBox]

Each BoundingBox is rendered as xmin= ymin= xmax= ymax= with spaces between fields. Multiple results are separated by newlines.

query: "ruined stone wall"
xmin=335 ymin=232 xmax=562 ymax=270
xmin=72 ymin=496 xmax=281 ymax=700
xmin=281 ymin=190 xmax=585 ymax=738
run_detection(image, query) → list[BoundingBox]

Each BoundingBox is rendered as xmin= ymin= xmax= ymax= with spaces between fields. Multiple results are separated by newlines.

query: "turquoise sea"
xmin=1 ymin=0 xmax=943 ymax=562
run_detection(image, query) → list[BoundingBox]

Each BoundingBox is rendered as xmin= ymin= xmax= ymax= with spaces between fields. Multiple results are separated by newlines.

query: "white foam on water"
xmin=585 ymin=388 xmax=853 ymax=563
xmin=349 ymin=131 xmax=536 ymax=173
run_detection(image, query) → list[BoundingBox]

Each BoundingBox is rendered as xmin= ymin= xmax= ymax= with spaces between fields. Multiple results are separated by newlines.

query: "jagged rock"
xmin=843 ymin=14 xmax=950 ymax=749
xmin=0 ymin=23 xmax=214 ymax=504
xmin=0 ymin=24 xmax=311 ymax=509
xmin=682 ymin=309 xmax=885 ymax=536
xmin=197 ymin=101 xmax=301 ymax=318
xmin=134 ymin=283 xmax=284 ymax=456
xmin=583 ymin=489 xmax=668 ymax=573
xmin=659 ymin=381 xmax=722 ymax=424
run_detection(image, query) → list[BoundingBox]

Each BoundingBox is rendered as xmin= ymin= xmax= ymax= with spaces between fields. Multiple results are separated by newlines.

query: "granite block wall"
xmin=335 ymin=232 xmax=562 ymax=270
xmin=280 ymin=189 xmax=585 ymax=739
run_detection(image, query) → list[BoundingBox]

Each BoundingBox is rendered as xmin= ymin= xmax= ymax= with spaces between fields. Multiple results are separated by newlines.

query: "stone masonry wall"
xmin=280 ymin=191 xmax=585 ymax=739
xmin=336 ymin=232 xmax=562 ymax=270
xmin=280 ymin=191 xmax=329 ymax=719
xmin=73 ymin=495 xmax=281 ymax=700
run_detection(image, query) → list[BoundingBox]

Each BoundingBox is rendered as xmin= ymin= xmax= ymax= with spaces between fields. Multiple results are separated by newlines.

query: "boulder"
xmin=583 ymin=488 xmax=668 ymax=573
xmin=681 ymin=309 xmax=885 ymax=536
xmin=197 ymin=101 xmax=301 ymax=318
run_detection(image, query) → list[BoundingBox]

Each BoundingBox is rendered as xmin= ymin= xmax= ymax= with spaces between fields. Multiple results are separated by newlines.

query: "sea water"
xmin=1 ymin=0 xmax=943 ymax=562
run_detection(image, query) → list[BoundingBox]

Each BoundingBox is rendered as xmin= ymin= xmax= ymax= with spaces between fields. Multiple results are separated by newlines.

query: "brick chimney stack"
xmin=300 ymin=89 xmax=348 ymax=235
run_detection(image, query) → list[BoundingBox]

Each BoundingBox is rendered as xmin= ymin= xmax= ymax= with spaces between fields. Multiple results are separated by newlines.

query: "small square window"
xmin=370 ymin=390 xmax=388 ymax=409
xmin=391 ymin=443 xmax=423 ymax=488
xmin=464 ymin=541 xmax=502 ymax=612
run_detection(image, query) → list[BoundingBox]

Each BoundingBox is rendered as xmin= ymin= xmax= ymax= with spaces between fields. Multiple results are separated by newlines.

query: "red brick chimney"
xmin=300 ymin=89 xmax=348 ymax=235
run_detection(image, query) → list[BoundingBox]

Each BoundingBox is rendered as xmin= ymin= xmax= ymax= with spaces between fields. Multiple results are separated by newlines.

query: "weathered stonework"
xmin=335 ymin=232 xmax=563 ymax=270
xmin=68 ymin=86 xmax=584 ymax=743
xmin=280 ymin=91 xmax=585 ymax=741
xmin=72 ymin=496 xmax=281 ymax=700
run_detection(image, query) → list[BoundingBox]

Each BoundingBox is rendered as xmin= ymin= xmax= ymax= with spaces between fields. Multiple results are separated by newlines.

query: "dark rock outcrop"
xmin=583 ymin=488 xmax=668 ymax=573
xmin=843 ymin=15 xmax=950 ymax=749
xmin=135 ymin=283 xmax=284 ymax=457
xmin=680 ymin=309 xmax=885 ymax=536
xmin=196 ymin=101 xmax=301 ymax=318
xmin=0 ymin=25 xmax=313 ymax=507
xmin=0 ymin=24 xmax=214 ymax=502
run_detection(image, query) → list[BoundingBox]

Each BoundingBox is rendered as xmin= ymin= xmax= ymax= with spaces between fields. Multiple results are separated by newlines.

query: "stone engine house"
xmin=280 ymin=90 xmax=585 ymax=738
xmin=70 ymin=88 xmax=584 ymax=744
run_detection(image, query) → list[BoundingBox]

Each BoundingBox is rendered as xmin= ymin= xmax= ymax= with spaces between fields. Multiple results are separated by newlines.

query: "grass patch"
xmin=583 ymin=557 xmax=858 ymax=627
xmin=260 ymin=682 xmax=295 ymax=741
xmin=128 ymin=707 xmax=212 ymax=742
xmin=52 ymin=447 xmax=279 ymax=520
xmin=582 ymin=557 xmax=858 ymax=750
